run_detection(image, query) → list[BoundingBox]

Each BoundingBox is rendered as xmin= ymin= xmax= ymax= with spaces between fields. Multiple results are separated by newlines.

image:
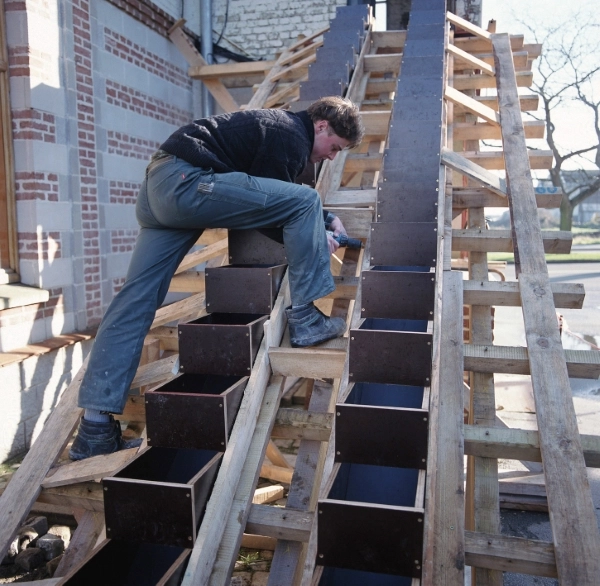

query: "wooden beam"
xmin=325 ymin=188 xmax=377 ymax=207
xmin=454 ymin=34 xmax=524 ymax=54
xmin=464 ymin=425 xmax=600 ymax=468
xmin=463 ymin=280 xmax=584 ymax=309
xmin=371 ymin=30 xmax=407 ymax=51
xmin=454 ymin=70 xmax=533 ymax=91
xmin=447 ymin=44 xmax=495 ymax=75
xmin=493 ymin=32 xmax=600 ymax=582
xmin=441 ymin=148 xmax=506 ymax=196
xmin=465 ymin=344 xmax=600 ymax=379
xmin=188 ymin=60 xmax=274 ymax=79
xmin=447 ymin=12 xmax=491 ymax=41
xmin=452 ymin=229 xmax=572 ymax=254
xmin=464 ymin=150 xmax=554 ymax=170
xmin=175 ymin=238 xmax=227 ymax=274
xmin=360 ymin=110 xmax=391 ymax=136
xmin=271 ymin=408 xmax=332 ymax=441
xmin=363 ymin=53 xmax=401 ymax=73
xmin=168 ymin=270 xmax=205 ymax=293
xmin=445 ymin=86 xmax=499 ymax=125
xmin=465 ymin=531 xmax=556 ymax=578
xmin=453 ymin=187 xmax=562 ymax=209
xmin=423 ymin=271 xmax=465 ymax=584
xmin=453 ymin=94 xmax=539 ymax=114
xmin=246 ymin=504 xmax=313 ymax=542
xmin=453 ymin=120 xmax=545 ymax=141
xmin=269 ymin=346 xmax=346 ymax=379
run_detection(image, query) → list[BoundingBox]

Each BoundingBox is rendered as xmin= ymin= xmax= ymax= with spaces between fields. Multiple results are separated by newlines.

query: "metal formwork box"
xmin=361 ymin=267 xmax=435 ymax=320
xmin=369 ymin=222 xmax=438 ymax=268
xmin=317 ymin=462 xmax=424 ymax=577
xmin=103 ymin=447 xmax=222 ymax=548
xmin=205 ymin=264 xmax=286 ymax=315
xmin=179 ymin=313 xmax=268 ymax=376
xmin=349 ymin=318 xmax=432 ymax=386
xmin=228 ymin=229 xmax=287 ymax=265
xmin=146 ymin=374 xmax=248 ymax=451
xmin=335 ymin=382 xmax=428 ymax=469
xmin=59 ymin=539 xmax=190 ymax=585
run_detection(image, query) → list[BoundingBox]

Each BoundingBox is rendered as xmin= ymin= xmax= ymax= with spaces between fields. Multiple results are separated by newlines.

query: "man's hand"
xmin=327 ymin=233 xmax=340 ymax=255
xmin=329 ymin=215 xmax=347 ymax=237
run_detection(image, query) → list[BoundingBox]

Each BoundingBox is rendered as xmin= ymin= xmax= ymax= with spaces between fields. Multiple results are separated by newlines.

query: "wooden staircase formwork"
xmin=1 ymin=3 xmax=600 ymax=586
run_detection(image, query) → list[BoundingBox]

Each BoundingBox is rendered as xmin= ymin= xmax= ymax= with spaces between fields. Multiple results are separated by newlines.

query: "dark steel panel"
xmin=228 ymin=229 xmax=287 ymax=265
xmin=308 ymin=62 xmax=351 ymax=84
xmin=395 ymin=75 xmax=443 ymax=99
xmin=300 ymin=79 xmax=347 ymax=101
xmin=179 ymin=313 xmax=267 ymax=376
xmin=376 ymin=187 xmax=438 ymax=223
xmin=313 ymin=46 xmax=355 ymax=66
xmin=370 ymin=222 xmax=438 ymax=267
xmin=205 ymin=264 xmax=286 ymax=314
xmin=379 ymin=167 xmax=439 ymax=187
xmin=402 ymin=38 xmax=445 ymax=57
xmin=361 ymin=270 xmax=435 ymax=319
xmin=335 ymin=405 xmax=428 ymax=468
xmin=61 ymin=539 xmax=190 ymax=586
xmin=406 ymin=24 xmax=445 ymax=41
xmin=104 ymin=447 xmax=222 ymax=548
xmin=408 ymin=10 xmax=446 ymax=25
xmin=380 ymin=149 xmax=441 ymax=170
xmin=410 ymin=0 xmax=446 ymax=11
xmin=386 ymin=121 xmax=442 ymax=149
xmin=390 ymin=95 xmax=444 ymax=122
xmin=400 ymin=55 xmax=445 ymax=78
xmin=317 ymin=500 xmax=424 ymax=577
xmin=349 ymin=329 xmax=432 ymax=386
xmin=146 ymin=374 xmax=248 ymax=451
xmin=322 ymin=29 xmax=361 ymax=52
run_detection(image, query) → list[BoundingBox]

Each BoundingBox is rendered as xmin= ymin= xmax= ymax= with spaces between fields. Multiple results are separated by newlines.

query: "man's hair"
xmin=307 ymin=96 xmax=364 ymax=148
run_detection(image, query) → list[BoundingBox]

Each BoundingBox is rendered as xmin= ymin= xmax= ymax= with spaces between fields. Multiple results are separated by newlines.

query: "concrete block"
xmin=38 ymin=258 xmax=74 ymax=290
xmin=101 ymin=203 xmax=137 ymax=230
xmin=8 ymin=76 xmax=31 ymax=110
xmin=31 ymin=84 xmax=66 ymax=117
xmin=0 ymin=418 xmax=26 ymax=462
xmin=0 ymin=318 xmax=47 ymax=351
xmin=37 ymin=533 xmax=64 ymax=560
xmin=24 ymin=516 xmax=49 ymax=538
xmin=15 ymin=548 xmax=45 ymax=572
xmin=32 ymin=142 xmax=68 ymax=174
xmin=106 ymin=252 xmax=133 ymax=279
xmin=48 ymin=525 xmax=71 ymax=549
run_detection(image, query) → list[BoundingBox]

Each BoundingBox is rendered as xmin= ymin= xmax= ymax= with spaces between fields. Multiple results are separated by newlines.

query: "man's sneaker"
xmin=69 ymin=415 xmax=142 ymax=461
xmin=286 ymin=302 xmax=347 ymax=348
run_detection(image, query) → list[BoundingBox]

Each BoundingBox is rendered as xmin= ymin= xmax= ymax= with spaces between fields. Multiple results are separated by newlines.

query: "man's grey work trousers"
xmin=78 ymin=155 xmax=334 ymax=413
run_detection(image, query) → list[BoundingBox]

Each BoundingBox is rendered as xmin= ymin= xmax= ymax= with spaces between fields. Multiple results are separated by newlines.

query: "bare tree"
xmin=521 ymin=12 xmax=600 ymax=230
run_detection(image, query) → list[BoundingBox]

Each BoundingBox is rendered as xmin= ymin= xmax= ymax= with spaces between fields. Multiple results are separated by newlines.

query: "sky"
xmin=481 ymin=0 xmax=600 ymax=170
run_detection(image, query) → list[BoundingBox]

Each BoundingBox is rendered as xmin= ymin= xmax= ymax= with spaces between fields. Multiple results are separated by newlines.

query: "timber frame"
xmin=0 ymin=5 xmax=599 ymax=586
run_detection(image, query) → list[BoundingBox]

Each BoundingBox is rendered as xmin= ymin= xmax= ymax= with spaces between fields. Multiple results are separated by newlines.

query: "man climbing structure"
xmin=69 ymin=96 xmax=364 ymax=461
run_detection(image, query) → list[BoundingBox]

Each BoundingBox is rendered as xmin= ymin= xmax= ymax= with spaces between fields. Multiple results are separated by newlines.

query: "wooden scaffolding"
xmin=1 ymin=3 xmax=600 ymax=585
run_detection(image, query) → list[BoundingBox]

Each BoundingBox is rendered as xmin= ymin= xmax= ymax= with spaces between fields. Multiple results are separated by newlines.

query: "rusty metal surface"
xmin=60 ymin=539 xmax=190 ymax=585
xmin=335 ymin=405 xmax=429 ymax=469
xmin=104 ymin=448 xmax=222 ymax=548
xmin=317 ymin=499 xmax=424 ymax=577
xmin=205 ymin=264 xmax=286 ymax=314
xmin=228 ymin=230 xmax=287 ymax=265
xmin=146 ymin=375 xmax=248 ymax=451
xmin=370 ymin=222 xmax=438 ymax=268
xmin=349 ymin=328 xmax=432 ymax=386
xmin=361 ymin=269 xmax=435 ymax=319
xmin=179 ymin=313 xmax=267 ymax=376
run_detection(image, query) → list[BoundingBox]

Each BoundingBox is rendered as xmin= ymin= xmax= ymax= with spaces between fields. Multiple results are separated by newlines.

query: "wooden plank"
xmin=371 ymin=30 xmax=407 ymax=51
xmin=445 ymin=86 xmax=499 ymax=125
xmin=464 ymin=425 xmax=600 ymax=468
xmin=269 ymin=346 xmax=346 ymax=379
xmin=53 ymin=511 xmax=104 ymax=578
xmin=271 ymin=408 xmax=332 ymax=442
xmin=246 ymin=504 xmax=313 ymax=542
xmin=452 ymin=229 xmax=572 ymax=254
xmin=175 ymin=238 xmax=227 ymax=274
xmin=168 ymin=270 xmax=205 ymax=293
xmin=0 ymin=357 xmax=88 ymax=561
xmin=167 ymin=24 xmax=238 ymax=113
xmin=129 ymin=353 xmax=179 ymax=389
xmin=188 ymin=60 xmax=274 ymax=79
xmin=252 ymin=485 xmax=284 ymax=505
xmin=42 ymin=450 xmax=138 ymax=488
xmin=260 ymin=462 xmax=293 ymax=484
xmin=463 ymin=280 xmax=584 ymax=309
xmin=329 ymin=207 xmax=373 ymax=239
xmin=36 ymin=482 xmax=104 ymax=512
xmin=493 ymin=32 xmax=600 ymax=583
xmin=454 ymin=34 xmax=524 ymax=54
xmin=447 ymin=12 xmax=491 ymax=42
xmin=363 ymin=53 xmax=401 ymax=73
xmin=453 ymin=187 xmax=561 ymax=209
xmin=465 ymin=531 xmax=556 ymax=578
xmin=423 ymin=271 xmax=465 ymax=584
xmin=464 ymin=150 xmax=553 ymax=170
xmin=360 ymin=110 xmax=391 ymax=136
xmin=447 ymin=44 xmax=495 ymax=76
xmin=453 ymin=94 xmax=539 ymax=114
xmin=181 ymin=279 xmax=290 ymax=585
xmin=454 ymin=70 xmax=533 ymax=91
xmin=453 ymin=120 xmax=545 ymax=141
xmin=150 ymin=293 xmax=206 ymax=329
xmin=465 ymin=344 xmax=600 ymax=378
xmin=324 ymin=188 xmax=377 ymax=207
xmin=266 ymin=440 xmax=293 ymax=469
xmin=441 ymin=147 xmax=506 ymax=196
